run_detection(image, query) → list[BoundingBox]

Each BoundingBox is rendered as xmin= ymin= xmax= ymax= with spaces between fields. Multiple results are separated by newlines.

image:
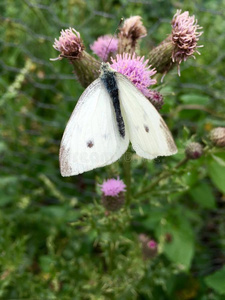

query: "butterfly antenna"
xmin=104 ymin=17 xmax=124 ymax=61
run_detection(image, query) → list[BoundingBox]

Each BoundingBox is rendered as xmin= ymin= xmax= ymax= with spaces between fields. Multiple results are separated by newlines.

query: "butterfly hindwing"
xmin=116 ymin=73 xmax=177 ymax=159
xmin=60 ymin=78 xmax=129 ymax=176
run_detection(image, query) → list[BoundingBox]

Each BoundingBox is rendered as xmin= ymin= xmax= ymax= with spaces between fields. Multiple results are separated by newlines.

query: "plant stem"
xmin=123 ymin=151 xmax=131 ymax=206
xmin=134 ymin=157 xmax=189 ymax=198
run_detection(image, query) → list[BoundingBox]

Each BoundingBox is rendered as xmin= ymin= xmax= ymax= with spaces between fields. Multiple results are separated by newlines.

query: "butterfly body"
xmin=100 ymin=64 xmax=125 ymax=138
xmin=60 ymin=63 xmax=177 ymax=176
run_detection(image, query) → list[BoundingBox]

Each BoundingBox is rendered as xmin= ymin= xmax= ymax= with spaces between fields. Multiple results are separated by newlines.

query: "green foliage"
xmin=1 ymin=0 xmax=225 ymax=299
xmin=205 ymin=266 xmax=225 ymax=295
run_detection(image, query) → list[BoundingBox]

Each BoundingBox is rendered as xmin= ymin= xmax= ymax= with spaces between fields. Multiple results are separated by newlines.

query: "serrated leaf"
xmin=205 ymin=266 xmax=225 ymax=295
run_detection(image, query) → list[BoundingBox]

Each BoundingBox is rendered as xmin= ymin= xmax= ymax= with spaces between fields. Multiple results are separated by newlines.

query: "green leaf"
xmin=180 ymin=94 xmax=210 ymax=105
xmin=156 ymin=217 xmax=194 ymax=270
xmin=182 ymin=170 xmax=199 ymax=187
xmin=189 ymin=182 xmax=216 ymax=209
xmin=39 ymin=255 xmax=55 ymax=273
xmin=205 ymin=266 xmax=225 ymax=295
xmin=208 ymin=158 xmax=225 ymax=194
xmin=211 ymin=153 xmax=225 ymax=167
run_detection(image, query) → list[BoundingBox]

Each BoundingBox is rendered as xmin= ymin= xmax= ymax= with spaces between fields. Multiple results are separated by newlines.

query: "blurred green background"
xmin=1 ymin=0 xmax=225 ymax=299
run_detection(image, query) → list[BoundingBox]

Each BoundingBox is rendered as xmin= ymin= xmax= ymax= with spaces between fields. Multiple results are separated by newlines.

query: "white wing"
xmin=116 ymin=73 xmax=177 ymax=159
xmin=60 ymin=79 xmax=129 ymax=176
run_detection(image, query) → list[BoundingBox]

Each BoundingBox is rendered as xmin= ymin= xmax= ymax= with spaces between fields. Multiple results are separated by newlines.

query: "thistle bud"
xmin=209 ymin=127 xmax=225 ymax=147
xmin=148 ymin=10 xmax=203 ymax=76
xmin=118 ymin=16 xmax=147 ymax=54
xmin=52 ymin=28 xmax=100 ymax=87
xmin=185 ymin=142 xmax=203 ymax=159
xmin=139 ymin=234 xmax=158 ymax=259
xmin=100 ymin=178 xmax=126 ymax=212
xmin=148 ymin=90 xmax=164 ymax=110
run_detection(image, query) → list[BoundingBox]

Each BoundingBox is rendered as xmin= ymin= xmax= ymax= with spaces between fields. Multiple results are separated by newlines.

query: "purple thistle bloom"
xmin=90 ymin=35 xmax=118 ymax=62
xmin=110 ymin=53 xmax=157 ymax=98
xmin=172 ymin=10 xmax=203 ymax=74
xmin=147 ymin=240 xmax=158 ymax=250
xmin=52 ymin=27 xmax=84 ymax=59
xmin=139 ymin=235 xmax=158 ymax=259
xmin=100 ymin=178 xmax=126 ymax=197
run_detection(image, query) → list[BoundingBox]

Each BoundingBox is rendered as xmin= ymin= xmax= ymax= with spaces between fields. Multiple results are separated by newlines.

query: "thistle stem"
xmin=134 ymin=157 xmax=189 ymax=198
xmin=123 ymin=151 xmax=132 ymax=206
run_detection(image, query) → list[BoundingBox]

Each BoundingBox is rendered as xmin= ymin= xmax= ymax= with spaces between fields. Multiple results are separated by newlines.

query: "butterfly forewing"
xmin=60 ymin=78 xmax=129 ymax=176
xmin=116 ymin=73 xmax=177 ymax=159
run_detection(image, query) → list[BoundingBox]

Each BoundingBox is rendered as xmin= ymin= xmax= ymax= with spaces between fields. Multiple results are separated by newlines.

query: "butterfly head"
xmin=100 ymin=62 xmax=116 ymax=77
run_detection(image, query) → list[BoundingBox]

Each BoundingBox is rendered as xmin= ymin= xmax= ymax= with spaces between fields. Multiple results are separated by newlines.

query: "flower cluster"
xmin=52 ymin=11 xmax=203 ymax=91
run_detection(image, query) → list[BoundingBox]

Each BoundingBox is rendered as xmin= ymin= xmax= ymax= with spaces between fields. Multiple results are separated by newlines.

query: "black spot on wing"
xmin=87 ymin=140 xmax=94 ymax=148
xmin=144 ymin=125 xmax=149 ymax=133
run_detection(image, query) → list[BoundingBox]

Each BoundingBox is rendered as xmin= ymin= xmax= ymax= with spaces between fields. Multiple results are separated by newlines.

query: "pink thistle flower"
xmin=100 ymin=178 xmax=126 ymax=212
xmin=172 ymin=10 xmax=203 ymax=74
xmin=147 ymin=240 xmax=158 ymax=250
xmin=52 ymin=27 xmax=84 ymax=59
xmin=90 ymin=35 xmax=118 ymax=62
xmin=139 ymin=235 xmax=158 ymax=259
xmin=100 ymin=178 xmax=126 ymax=197
xmin=111 ymin=53 xmax=157 ymax=98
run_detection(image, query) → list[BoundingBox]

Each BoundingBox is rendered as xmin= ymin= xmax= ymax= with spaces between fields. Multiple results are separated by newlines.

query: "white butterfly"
xmin=60 ymin=63 xmax=177 ymax=176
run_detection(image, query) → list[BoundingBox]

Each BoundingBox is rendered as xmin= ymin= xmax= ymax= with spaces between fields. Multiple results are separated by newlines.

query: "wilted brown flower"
xmin=118 ymin=16 xmax=147 ymax=54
